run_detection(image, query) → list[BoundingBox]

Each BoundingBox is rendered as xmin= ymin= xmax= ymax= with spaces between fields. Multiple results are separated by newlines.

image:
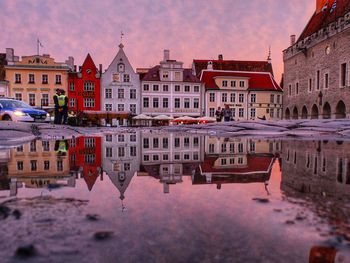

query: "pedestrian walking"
xmin=215 ymin=107 xmax=223 ymax=122
xmin=223 ymin=105 xmax=232 ymax=122
xmin=53 ymin=89 xmax=61 ymax=124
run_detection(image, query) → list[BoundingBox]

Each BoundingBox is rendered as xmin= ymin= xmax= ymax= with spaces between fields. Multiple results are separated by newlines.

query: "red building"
xmin=69 ymin=136 xmax=102 ymax=191
xmin=68 ymin=54 xmax=102 ymax=112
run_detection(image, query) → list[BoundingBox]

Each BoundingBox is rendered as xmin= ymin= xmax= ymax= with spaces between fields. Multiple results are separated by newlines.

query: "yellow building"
xmin=201 ymin=69 xmax=283 ymax=120
xmin=5 ymin=50 xmax=73 ymax=108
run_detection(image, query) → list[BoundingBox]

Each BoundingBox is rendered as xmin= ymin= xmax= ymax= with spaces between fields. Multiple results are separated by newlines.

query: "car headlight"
xmin=46 ymin=113 xmax=50 ymax=117
xmin=14 ymin=111 xmax=26 ymax=116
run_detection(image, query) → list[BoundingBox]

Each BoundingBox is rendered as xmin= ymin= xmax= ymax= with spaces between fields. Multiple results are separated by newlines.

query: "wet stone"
xmin=15 ymin=244 xmax=37 ymax=258
xmin=252 ymin=198 xmax=270 ymax=203
xmin=94 ymin=231 xmax=114 ymax=241
xmin=12 ymin=209 xmax=22 ymax=220
xmin=0 ymin=205 xmax=10 ymax=220
xmin=86 ymin=214 xmax=100 ymax=221
xmin=285 ymin=220 xmax=295 ymax=225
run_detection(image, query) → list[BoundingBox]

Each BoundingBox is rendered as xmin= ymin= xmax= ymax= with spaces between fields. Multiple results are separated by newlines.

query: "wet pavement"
xmin=0 ymin=131 xmax=349 ymax=263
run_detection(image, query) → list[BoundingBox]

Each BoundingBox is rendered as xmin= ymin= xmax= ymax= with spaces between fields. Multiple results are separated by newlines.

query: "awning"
xmin=133 ymin=114 xmax=153 ymax=120
xmin=153 ymin=115 xmax=174 ymax=120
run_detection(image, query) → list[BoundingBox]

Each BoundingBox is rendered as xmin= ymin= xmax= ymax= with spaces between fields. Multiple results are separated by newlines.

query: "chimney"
xmin=65 ymin=56 xmax=74 ymax=70
xmin=79 ymin=66 xmax=82 ymax=72
xmin=43 ymin=54 xmax=50 ymax=58
xmin=290 ymin=35 xmax=296 ymax=46
xmin=207 ymin=61 xmax=213 ymax=70
xmin=99 ymin=64 xmax=103 ymax=73
xmin=218 ymin=54 xmax=223 ymax=60
xmin=163 ymin=49 xmax=170 ymax=61
xmin=5 ymin=48 xmax=14 ymax=62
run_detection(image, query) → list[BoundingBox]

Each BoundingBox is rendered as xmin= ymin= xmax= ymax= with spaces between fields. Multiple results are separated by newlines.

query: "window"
xmin=230 ymin=93 xmax=235 ymax=103
xmin=239 ymin=94 xmax=244 ymax=103
xmin=221 ymin=143 xmax=227 ymax=153
xmin=163 ymin=98 xmax=168 ymax=108
xmin=209 ymin=144 xmax=215 ymax=153
xmin=209 ymin=93 xmax=215 ymax=102
xmin=162 ymin=72 xmax=169 ymax=79
xmin=289 ymin=84 xmax=292 ymax=96
xmin=130 ymin=134 xmax=136 ymax=142
xmin=123 ymin=74 xmax=130 ymax=82
xmin=106 ymin=147 xmax=113 ymax=158
xmin=128 ymin=89 xmax=137 ymax=99
xmin=118 ymin=104 xmax=124 ymax=111
xmin=250 ymin=94 xmax=256 ymax=103
xmin=44 ymin=161 xmax=50 ymax=170
xmin=193 ymin=98 xmax=199 ymax=108
xmin=143 ymin=98 xmax=149 ymax=108
xmin=194 ymin=86 xmax=199 ymax=92
xmin=250 ymin=108 xmax=256 ymax=118
xmin=118 ymin=134 xmax=124 ymax=142
xmin=308 ymin=78 xmax=312 ymax=92
xmin=174 ymin=98 xmax=180 ymax=108
xmin=143 ymin=138 xmax=149 ymax=149
xmin=270 ymin=108 xmax=274 ymax=118
xmin=316 ymin=70 xmax=320 ymax=90
xmin=239 ymin=81 xmax=245 ymax=87
xmin=270 ymin=94 xmax=274 ymax=104
xmin=163 ymin=154 xmax=169 ymax=161
xmin=231 ymin=81 xmax=236 ymax=87
xmin=15 ymin=74 xmax=21 ymax=83
xmin=118 ymin=147 xmax=125 ymax=157
xmin=232 ymin=108 xmax=236 ymax=118
xmin=30 ymin=160 xmax=37 ymax=171
xmin=193 ymin=153 xmax=199 ymax=160
xmin=174 ymin=72 xmax=181 ymax=80
xmin=184 ymin=137 xmax=190 ymax=147
xmin=105 ymin=104 xmax=112 ymax=111
xmin=184 ymin=154 xmax=190 ymax=160
xmin=124 ymin=163 xmax=131 ymax=171
xmin=130 ymin=146 xmax=137 ymax=157
xmin=174 ymin=154 xmax=180 ymax=160
xmin=55 ymin=75 xmax=62 ymax=84
xmin=230 ymin=158 xmax=235 ymax=164
xmin=105 ymin=134 xmax=112 ymax=142
xmin=222 ymin=93 xmax=227 ymax=103
xmin=84 ymin=82 xmax=94 ymax=91
xmin=153 ymin=98 xmax=159 ymax=108
xmin=118 ymin=89 xmax=124 ymax=99
xmin=184 ymin=98 xmax=190 ymax=108
xmin=144 ymin=155 xmax=150 ymax=162
xmin=163 ymin=138 xmax=168 ymax=148
xmin=163 ymin=85 xmax=169 ymax=92
xmin=143 ymin=84 xmax=149 ymax=91
xmin=42 ymin=141 xmax=50 ymax=151
xmin=130 ymin=104 xmax=136 ymax=114
xmin=84 ymin=138 xmax=95 ymax=148
xmin=238 ymin=157 xmax=244 ymax=164
xmin=69 ymin=98 xmax=75 ymax=108
xmin=105 ymin=88 xmax=112 ymax=99
xmin=184 ymin=85 xmax=190 ymax=92
xmin=209 ymin=108 xmax=215 ymax=117
xmin=153 ymin=138 xmax=159 ymax=148
xmin=175 ymin=85 xmax=180 ymax=92
xmin=230 ymin=143 xmax=235 ymax=153
xmin=239 ymin=108 xmax=244 ymax=118
xmin=238 ymin=143 xmax=244 ymax=153
xmin=42 ymin=74 xmax=48 ymax=84
xmin=69 ymin=82 xmax=75 ymax=91
xmin=277 ymin=95 xmax=281 ymax=104
xmin=15 ymin=93 xmax=22 ymax=101
xmin=28 ymin=74 xmax=35 ymax=84
xmin=174 ymin=138 xmax=180 ymax=147
xmin=341 ymin=63 xmax=348 ymax=87
xmin=153 ymin=155 xmax=159 ymax=161
xmin=221 ymin=158 xmax=227 ymax=165
xmin=193 ymin=137 xmax=199 ymax=147
xmin=41 ymin=94 xmax=49 ymax=106
xmin=324 ymin=73 xmax=329 ymax=89
xmin=84 ymin=98 xmax=95 ymax=108
xmin=296 ymin=83 xmax=299 ymax=95
xmin=153 ymin=84 xmax=159 ymax=91
xmin=29 ymin=94 xmax=36 ymax=106
xmin=222 ymin=80 xmax=228 ymax=87
xmin=17 ymin=161 xmax=23 ymax=171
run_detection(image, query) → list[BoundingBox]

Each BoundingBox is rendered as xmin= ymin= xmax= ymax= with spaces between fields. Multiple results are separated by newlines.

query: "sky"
xmin=0 ymin=0 xmax=315 ymax=83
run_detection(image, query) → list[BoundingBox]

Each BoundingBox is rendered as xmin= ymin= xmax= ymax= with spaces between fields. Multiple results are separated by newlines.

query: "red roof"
xmin=298 ymin=0 xmax=350 ymax=41
xmin=141 ymin=65 xmax=200 ymax=83
xmin=199 ymin=154 xmax=274 ymax=175
xmin=201 ymin=70 xmax=282 ymax=92
xmin=193 ymin=59 xmax=274 ymax=78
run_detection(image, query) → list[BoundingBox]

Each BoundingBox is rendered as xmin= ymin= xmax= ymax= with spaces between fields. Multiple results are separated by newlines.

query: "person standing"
xmin=53 ymin=89 xmax=61 ymax=124
xmin=59 ymin=89 xmax=68 ymax=124
xmin=223 ymin=105 xmax=232 ymax=122
xmin=215 ymin=107 xmax=223 ymax=122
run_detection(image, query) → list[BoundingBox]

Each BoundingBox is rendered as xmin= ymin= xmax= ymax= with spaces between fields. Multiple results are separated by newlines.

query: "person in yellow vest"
xmin=59 ymin=90 xmax=68 ymax=124
xmin=53 ymin=89 xmax=62 ymax=124
xmin=54 ymin=138 xmax=68 ymax=157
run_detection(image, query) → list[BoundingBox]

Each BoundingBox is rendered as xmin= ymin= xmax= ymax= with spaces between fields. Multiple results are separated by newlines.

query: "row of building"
xmin=0 ymin=44 xmax=283 ymax=124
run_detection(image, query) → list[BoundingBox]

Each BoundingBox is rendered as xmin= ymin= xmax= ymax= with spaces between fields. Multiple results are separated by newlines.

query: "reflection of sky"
xmin=0 ymin=0 xmax=315 ymax=83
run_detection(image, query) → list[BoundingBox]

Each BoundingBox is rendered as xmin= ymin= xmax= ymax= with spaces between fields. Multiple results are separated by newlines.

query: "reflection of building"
xmin=68 ymin=54 xmax=102 ymax=112
xmin=0 ymin=149 xmax=10 ymax=190
xmin=5 ymin=50 xmax=73 ymax=108
xmin=283 ymin=0 xmax=350 ymax=119
xmin=7 ymin=140 xmax=73 ymax=196
xmin=281 ymin=140 xmax=350 ymax=196
xmin=193 ymin=137 xmax=279 ymax=188
xmin=137 ymin=133 xmax=204 ymax=193
xmin=102 ymin=132 xmax=141 ymax=200
xmin=69 ymin=136 xmax=102 ymax=191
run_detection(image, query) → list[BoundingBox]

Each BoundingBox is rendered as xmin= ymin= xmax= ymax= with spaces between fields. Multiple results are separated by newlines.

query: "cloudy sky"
xmin=0 ymin=0 xmax=315 ymax=82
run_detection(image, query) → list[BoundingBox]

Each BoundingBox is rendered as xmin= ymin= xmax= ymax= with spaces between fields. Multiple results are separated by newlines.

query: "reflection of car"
xmin=0 ymin=98 xmax=50 ymax=122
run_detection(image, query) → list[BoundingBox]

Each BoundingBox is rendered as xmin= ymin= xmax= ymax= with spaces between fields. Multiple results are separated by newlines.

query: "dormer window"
xmin=162 ymin=71 xmax=169 ymax=79
xmin=239 ymin=81 xmax=245 ymax=88
xmin=118 ymin=63 xmax=125 ymax=73
xmin=222 ymin=80 xmax=228 ymax=87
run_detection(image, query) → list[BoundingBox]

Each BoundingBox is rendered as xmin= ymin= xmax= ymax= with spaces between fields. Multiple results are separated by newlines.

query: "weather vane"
xmin=120 ymin=31 xmax=124 ymax=44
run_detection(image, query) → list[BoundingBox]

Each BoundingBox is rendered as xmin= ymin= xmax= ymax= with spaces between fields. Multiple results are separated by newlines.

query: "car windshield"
xmin=0 ymin=100 xmax=32 ymax=109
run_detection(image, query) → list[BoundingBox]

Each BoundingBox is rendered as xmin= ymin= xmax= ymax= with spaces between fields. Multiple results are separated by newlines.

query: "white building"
xmin=101 ymin=43 xmax=140 ymax=126
xmin=140 ymin=50 xmax=203 ymax=118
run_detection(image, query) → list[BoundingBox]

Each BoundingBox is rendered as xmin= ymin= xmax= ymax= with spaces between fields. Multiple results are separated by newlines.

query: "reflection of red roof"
xmin=201 ymin=70 xmax=282 ymax=92
xmin=141 ymin=65 xmax=200 ymax=83
xmin=139 ymin=163 xmax=200 ymax=179
xmin=200 ymin=154 xmax=274 ymax=174
xmin=193 ymin=59 xmax=273 ymax=77
xmin=82 ymin=168 xmax=100 ymax=191
xmin=298 ymin=0 xmax=350 ymax=41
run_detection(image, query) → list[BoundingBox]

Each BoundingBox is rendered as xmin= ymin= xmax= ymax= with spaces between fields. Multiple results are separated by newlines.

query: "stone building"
xmin=101 ymin=43 xmax=140 ymax=126
xmin=283 ymin=0 xmax=350 ymax=119
xmin=140 ymin=50 xmax=202 ymax=118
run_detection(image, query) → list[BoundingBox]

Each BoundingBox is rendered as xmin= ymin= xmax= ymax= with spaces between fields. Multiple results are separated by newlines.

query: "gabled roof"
xmin=200 ymin=70 xmax=282 ymax=92
xmin=0 ymin=53 xmax=7 ymax=81
xmin=193 ymin=59 xmax=274 ymax=78
xmin=298 ymin=0 xmax=350 ymax=41
xmin=141 ymin=65 xmax=200 ymax=83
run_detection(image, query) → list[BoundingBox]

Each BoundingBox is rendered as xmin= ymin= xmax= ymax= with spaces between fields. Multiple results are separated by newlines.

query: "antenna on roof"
xmin=267 ymin=46 xmax=272 ymax=64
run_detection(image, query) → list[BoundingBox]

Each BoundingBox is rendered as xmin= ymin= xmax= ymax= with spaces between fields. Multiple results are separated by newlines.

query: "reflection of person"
xmin=215 ymin=107 xmax=223 ymax=122
xmin=223 ymin=105 xmax=232 ymax=122
xmin=53 ymin=89 xmax=61 ymax=124
xmin=54 ymin=139 xmax=69 ymax=157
